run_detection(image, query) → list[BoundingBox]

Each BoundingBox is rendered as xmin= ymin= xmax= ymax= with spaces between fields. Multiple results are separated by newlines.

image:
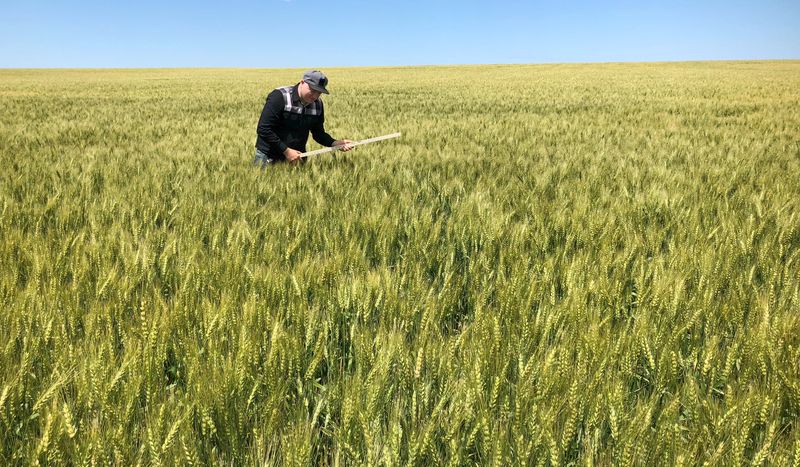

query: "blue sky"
xmin=1 ymin=0 xmax=798 ymax=68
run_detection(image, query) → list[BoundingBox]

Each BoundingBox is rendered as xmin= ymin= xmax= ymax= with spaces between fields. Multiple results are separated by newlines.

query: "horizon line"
xmin=1 ymin=58 xmax=799 ymax=71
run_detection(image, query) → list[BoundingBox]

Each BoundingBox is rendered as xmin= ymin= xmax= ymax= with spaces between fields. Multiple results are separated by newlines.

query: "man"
xmin=254 ymin=70 xmax=353 ymax=166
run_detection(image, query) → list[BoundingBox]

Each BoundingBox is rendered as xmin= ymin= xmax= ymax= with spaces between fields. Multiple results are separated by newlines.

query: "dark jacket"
xmin=255 ymin=84 xmax=336 ymax=161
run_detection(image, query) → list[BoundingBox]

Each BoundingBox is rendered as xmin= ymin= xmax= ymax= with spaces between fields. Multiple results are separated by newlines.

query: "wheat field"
xmin=1 ymin=62 xmax=799 ymax=465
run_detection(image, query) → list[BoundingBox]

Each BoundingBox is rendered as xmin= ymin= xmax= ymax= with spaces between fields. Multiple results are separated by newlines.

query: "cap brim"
xmin=308 ymin=83 xmax=329 ymax=94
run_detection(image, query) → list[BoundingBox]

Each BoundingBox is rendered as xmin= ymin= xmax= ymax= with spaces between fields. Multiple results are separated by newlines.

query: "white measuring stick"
xmin=300 ymin=132 xmax=402 ymax=158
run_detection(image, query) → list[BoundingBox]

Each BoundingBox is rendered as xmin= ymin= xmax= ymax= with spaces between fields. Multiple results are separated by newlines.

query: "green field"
xmin=1 ymin=61 xmax=799 ymax=465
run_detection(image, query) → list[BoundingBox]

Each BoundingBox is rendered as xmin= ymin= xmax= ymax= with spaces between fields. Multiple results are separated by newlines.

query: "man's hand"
xmin=283 ymin=148 xmax=303 ymax=162
xmin=334 ymin=140 xmax=354 ymax=152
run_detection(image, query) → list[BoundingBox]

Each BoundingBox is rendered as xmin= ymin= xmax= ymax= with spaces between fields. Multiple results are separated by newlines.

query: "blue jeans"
xmin=253 ymin=148 xmax=275 ymax=168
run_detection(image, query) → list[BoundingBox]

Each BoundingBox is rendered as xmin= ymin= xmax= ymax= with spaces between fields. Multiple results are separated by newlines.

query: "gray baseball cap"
xmin=303 ymin=70 xmax=329 ymax=94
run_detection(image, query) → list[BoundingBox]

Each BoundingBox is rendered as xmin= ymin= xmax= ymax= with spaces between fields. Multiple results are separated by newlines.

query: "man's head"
xmin=299 ymin=70 xmax=329 ymax=104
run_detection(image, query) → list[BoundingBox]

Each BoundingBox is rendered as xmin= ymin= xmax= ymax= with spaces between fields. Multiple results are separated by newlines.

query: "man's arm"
xmin=256 ymin=90 xmax=289 ymax=156
xmin=310 ymin=103 xmax=353 ymax=151
xmin=310 ymin=102 xmax=336 ymax=147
